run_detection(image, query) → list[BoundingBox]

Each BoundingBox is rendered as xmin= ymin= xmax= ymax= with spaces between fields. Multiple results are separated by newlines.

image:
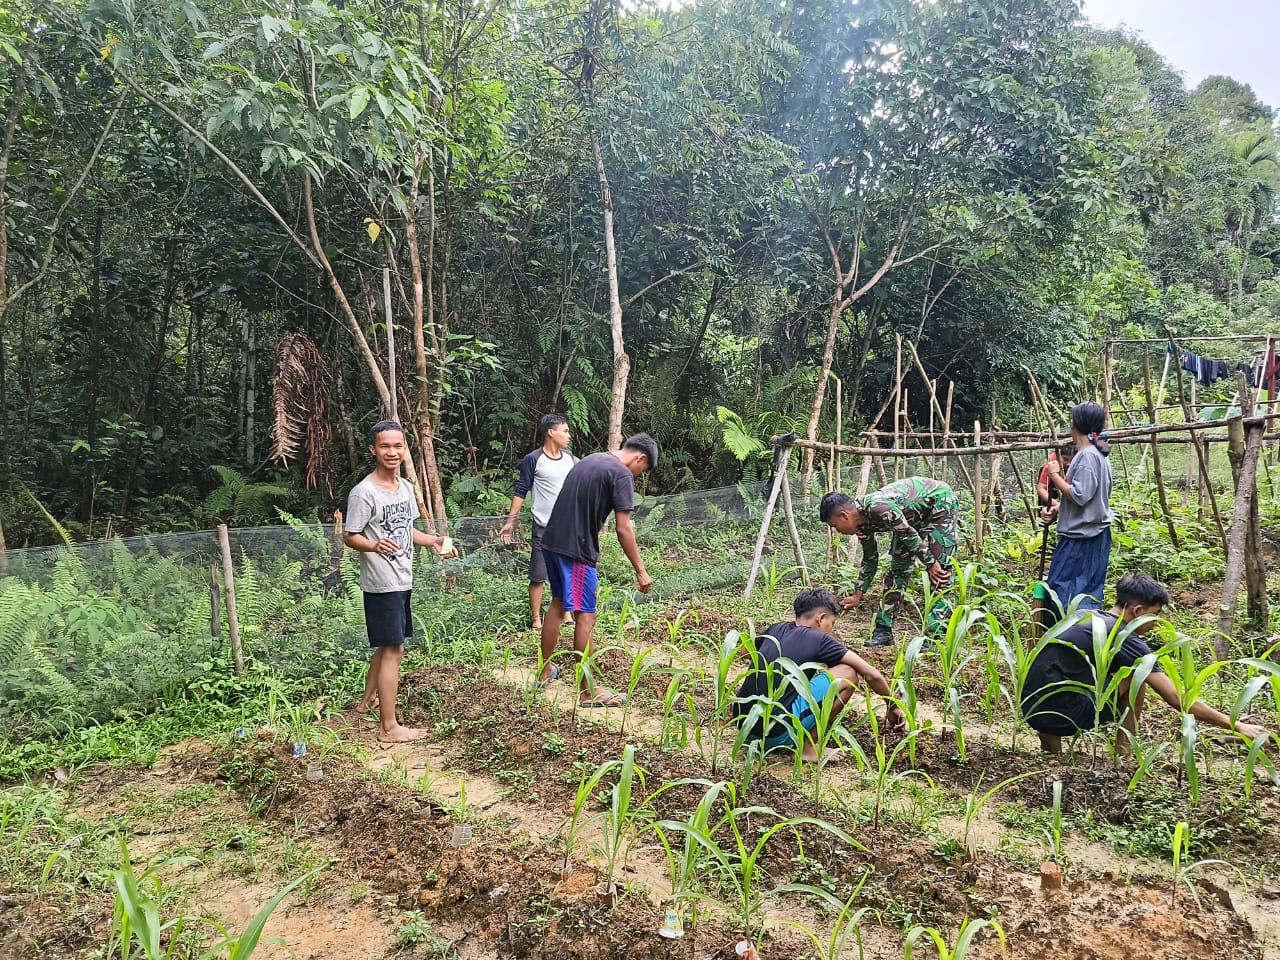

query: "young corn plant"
xmin=931 ymin=604 xmax=987 ymax=761
xmin=654 ymin=783 xmax=863 ymax=945
xmin=596 ymin=744 xmax=651 ymax=892
xmin=1168 ymin=820 xmax=1230 ymax=907
xmin=959 ymin=770 xmax=1041 ymax=855
xmin=650 ymin=779 xmax=734 ymax=931
xmin=695 ymin=629 xmax=753 ymax=777
xmin=904 ymin=918 xmax=1006 ymax=959
xmin=619 ymin=644 xmax=675 ymax=736
xmin=1043 ymin=780 xmax=1064 ymax=862
xmin=778 ymin=869 xmax=875 ymax=960
xmin=106 ymin=835 xmax=198 ymax=960
xmin=774 ymin=660 xmax=868 ymax=803
xmin=1158 ymin=634 xmax=1233 ymax=809
xmin=562 ymin=755 xmax=623 ymax=877
xmin=658 ymin=664 xmax=699 ymax=751
xmin=847 ymin=689 xmax=932 ymax=829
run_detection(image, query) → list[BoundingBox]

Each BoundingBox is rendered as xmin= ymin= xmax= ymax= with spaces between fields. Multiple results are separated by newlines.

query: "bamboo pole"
xmin=217 ymin=524 xmax=245 ymax=676
xmin=1142 ymin=352 xmax=1179 ymax=548
xmin=779 ymin=467 xmax=810 ymax=586
xmin=1164 ymin=329 xmax=1228 ymax=550
xmin=972 ymin=420 xmax=984 ymax=552
xmin=943 ymin=380 xmax=955 ymax=484
xmin=928 ymin=379 xmax=936 ymax=475
xmin=893 ymin=334 xmax=903 ymax=481
xmin=1102 ymin=342 xmax=1113 ymax=426
xmin=209 ymin=565 xmax=221 ymax=641
xmin=904 ymin=340 xmax=972 ymax=488
xmin=744 ymin=446 xmax=791 ymax=601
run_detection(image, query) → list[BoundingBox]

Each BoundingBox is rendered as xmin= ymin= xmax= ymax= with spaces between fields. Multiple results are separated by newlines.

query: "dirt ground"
xmin=3 ymin=652 xmax=1276 ymax=960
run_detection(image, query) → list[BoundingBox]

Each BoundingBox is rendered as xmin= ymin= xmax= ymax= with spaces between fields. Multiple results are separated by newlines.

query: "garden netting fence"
xmin=0 ymin=447 xmax=1205 ymax=740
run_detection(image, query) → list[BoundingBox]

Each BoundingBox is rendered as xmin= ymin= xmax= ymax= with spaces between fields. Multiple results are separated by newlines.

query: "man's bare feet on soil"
xmin=532 ymin=619 xmax=543 ymax=631
xmin=354 ymin=697 xmax=379 ymax=715
xmin=378 ymin=725 xmax=427 ymax=744
xmin=1038 ymin=732 xmax=1063 ymax=754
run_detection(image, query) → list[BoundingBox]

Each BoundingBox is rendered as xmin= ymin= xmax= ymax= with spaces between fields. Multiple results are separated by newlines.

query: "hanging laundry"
xmin=1169 ymin=345 xmax=1232 ymax=386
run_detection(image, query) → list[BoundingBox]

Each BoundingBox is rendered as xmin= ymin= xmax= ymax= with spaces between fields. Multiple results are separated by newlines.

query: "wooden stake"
xmin=209 ymin=565 xmax=221 ymax=640
xmin=893 ymin=334 xmax=903 ymax=481
xmin=779 ymin=465 xmax=810 ymax=585
xmin=973 ymin=419 xmax=984 ymax=552
xmin=1165 ymin=328 xmax=1227 ymax=551
xmin=1142 ymin=352 xmax=1179 ymax=548
xmin=744 ymin=446 xmax=792 ymax=600
xmin=1102 ymin=342 xmax=1113 ymax=426
xmin=217 ymin=523 xmax=245 ymax=676
xmin=943 ymin=380 xmax=955 ymax=484
xmin=928 ymin=378 xmax=936 ymax=475
xmin=1216 ymin=418 xmax=1264 ymax=658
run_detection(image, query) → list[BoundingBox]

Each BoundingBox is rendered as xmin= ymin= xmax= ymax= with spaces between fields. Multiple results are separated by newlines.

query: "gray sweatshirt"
xmin=1057 ymin=445 xmax=1112 ymax=538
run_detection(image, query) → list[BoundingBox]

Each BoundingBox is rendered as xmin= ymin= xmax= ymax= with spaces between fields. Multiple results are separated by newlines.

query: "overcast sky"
xmin=1081 ymin=0 xmax=1280 ymax=112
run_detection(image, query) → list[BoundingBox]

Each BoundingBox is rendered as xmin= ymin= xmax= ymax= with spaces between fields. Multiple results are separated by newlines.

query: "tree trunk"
xmin=243 ymin=313 xmax=257 ymax=466
xmin=80 ymin=211 xmax=104 ymax=526
xmin=802 ymin=289 xmax=845 ymax=484
xmin=592 ymin=132 xmax=629 ymax=452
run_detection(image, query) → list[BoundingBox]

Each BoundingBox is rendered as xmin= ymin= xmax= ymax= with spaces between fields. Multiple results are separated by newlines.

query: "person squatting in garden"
xmin=733 ymin=589 xmax=906 ymax=763
xmin=820 ymin=477 xmax=960 ymax=648
xmin=498 ymin=413 xmax=577 ymax=631
xmin=1021 ymin=572 xmax=1268 ymax=754
xmin=536 ymin=433 xmax=659 ymax=707
xmin=1040 ymin=402 xmax=1113 ymax=618
xmin=343 ymin=421 xmax=455 ymax=744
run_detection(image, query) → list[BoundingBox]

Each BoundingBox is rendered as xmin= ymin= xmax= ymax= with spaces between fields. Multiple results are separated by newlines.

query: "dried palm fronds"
xmin=270 ymin=333 xmax=332 ymax=492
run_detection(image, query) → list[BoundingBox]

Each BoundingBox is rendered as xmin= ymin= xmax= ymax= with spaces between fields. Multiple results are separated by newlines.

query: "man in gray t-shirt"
xmin=343 ymin=421 xmax=453 ymax=744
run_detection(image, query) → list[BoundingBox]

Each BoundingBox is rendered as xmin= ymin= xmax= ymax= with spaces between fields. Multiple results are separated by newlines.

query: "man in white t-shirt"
xmin=344 ymin=421 xmax=453 ymax=743
xmin=499 ymin=414 xmax=577 ymax=629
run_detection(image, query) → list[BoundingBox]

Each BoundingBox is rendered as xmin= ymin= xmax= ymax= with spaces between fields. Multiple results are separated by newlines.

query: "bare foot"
xmin=532 ymin=620 xmax=543 ymax=631
xmin=562 ymin=612 xmax=574 ymax=625
xmin=378 ymin=725 xmax=427 ymax=744
xmin=801 ymin=746 xmax=844 ymax=765
xmin=1038 ymin=732 xmax=1063 ymax=755
xmin=354 ymin=697 xmax=379 ymax=715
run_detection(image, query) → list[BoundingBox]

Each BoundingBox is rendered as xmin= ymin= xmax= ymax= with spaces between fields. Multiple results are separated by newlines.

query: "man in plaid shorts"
xmin=820 ymin=477 xmax=959 ymax=647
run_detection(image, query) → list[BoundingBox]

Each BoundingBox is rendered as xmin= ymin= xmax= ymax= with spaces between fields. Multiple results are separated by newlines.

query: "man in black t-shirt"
xmin=536 ymin=433 xmax=658 ymax=707
xmin=734 ymin=589 xmax=906 ymax=763
xmin=1022 ymin=572 xmax=1268 ymax=754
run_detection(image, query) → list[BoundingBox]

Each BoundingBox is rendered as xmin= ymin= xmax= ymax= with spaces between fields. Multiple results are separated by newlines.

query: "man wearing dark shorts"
xmin=344 ymin=421 xmax=454 ymax=743
xmin=536 ymin=433 xmax=658 ymax=707
xmin=499 ymin=414 xmax=577 ymax=630
xmin=1022 ymin=573 xmax=1267 ymax=754
xmin=734 ymin=590 xmax=905 ymax=763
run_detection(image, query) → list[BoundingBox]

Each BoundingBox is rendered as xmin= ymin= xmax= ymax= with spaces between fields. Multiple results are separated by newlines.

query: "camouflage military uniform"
xmin=854 ymin=476 xmax=959 ymax=632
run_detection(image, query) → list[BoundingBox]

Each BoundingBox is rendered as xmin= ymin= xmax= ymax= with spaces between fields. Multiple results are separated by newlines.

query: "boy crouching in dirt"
xmin=733 ymin=589 xmax=906 ymax=763
xmin=1022 ymin=572 xmax=1268 ymax=754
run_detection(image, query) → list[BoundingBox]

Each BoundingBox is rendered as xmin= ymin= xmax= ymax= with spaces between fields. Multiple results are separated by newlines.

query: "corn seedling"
xmin=1043 ymin=780 xmax=1064 ymax=862
xmin=1158 ymin=634 xmax=1233 ymax=808
xmin=774 ymin=660 xmax=868 ymax=802
xmin=1168 ymin=820 xmax=1230 ymax=907
xmin=696 ymin=629 xmax=753 ymax=777
xmin=659 ymin=665 xmax=699 ymax=750
xmin=202 ymin=867 xmax=324 ymax=959
xmin=960 ymin=770 xmax=1041 ymax=855
xmin=855 ymin=689 xmax=932 ymax=828
xmin=654 ymin=783 xmax=863 ymax=943
xmin=619 ymin=644 xmax=674 ymax=736
xmin=904 ymin=917 xmax=1005 ymax=959
xmin=597 ymin=744 xmax=650 ymax=889
xmin=931 ymin=603 xmax=987 ymax=760
xmin=778 ymin=868 xmax=875 ymax=960
xmin=650 ymin=779 xmax=734 ymax=929
xmin=563 ymin=755 xmax=622 ymax=876
xmin=106 ymin=834 xmax=198 ymax=960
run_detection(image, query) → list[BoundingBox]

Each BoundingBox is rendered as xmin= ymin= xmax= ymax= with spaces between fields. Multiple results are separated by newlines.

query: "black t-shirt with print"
xmin=733 ymin=621 xmax=848 ymax=731
xmin=540 ymin=452 xmax=636 ymax=566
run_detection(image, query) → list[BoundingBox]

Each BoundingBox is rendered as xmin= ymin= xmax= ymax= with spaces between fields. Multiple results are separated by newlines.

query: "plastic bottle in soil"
xmin=658 ymin=906 xmax=684 ymax=939
xmin=292 ymin=741 xmax=307 ymax=758
xmin=306 ymin=761 xmax=323 ymax=782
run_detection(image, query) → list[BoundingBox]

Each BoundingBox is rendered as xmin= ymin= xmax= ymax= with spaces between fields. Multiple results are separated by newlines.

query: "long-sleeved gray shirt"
xmin=1056 ymin=445 xmax=1112 ymax=538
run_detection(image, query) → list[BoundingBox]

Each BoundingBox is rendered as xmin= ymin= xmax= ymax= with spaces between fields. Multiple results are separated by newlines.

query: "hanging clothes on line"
xmin=1169 ymin=345 xmax=1232 ymax=386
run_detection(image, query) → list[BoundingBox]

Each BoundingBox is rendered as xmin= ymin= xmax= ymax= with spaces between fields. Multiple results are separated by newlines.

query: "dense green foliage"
xmin=0 ymin=0 xmax=1277 ymax=540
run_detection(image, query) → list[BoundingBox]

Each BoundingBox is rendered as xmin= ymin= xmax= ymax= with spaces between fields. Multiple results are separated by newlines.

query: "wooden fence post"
xmin=745 ymin=445 xmax=792 ymax=601
xmin=1216 ymin=420 xmax=1264 ymax=658
xmin=217 ymin=524 xmax=246 ymax=676
xmin=973 ymin=420 xmax=984 ymax=552
xmin=1142 ymin=351 xmax=1179 ymax=548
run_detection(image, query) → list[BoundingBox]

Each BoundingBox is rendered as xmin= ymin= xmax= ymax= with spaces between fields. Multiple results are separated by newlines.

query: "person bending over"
xmin=1022 ymin=572 xmax=1268 ymax=754
xmin=820 ymin=477 xmax=959 ymax=647
xmin=536 ymin=433 xmax=657 ymax=707
xmin=734 ymin=589 xmax=906 ymax=763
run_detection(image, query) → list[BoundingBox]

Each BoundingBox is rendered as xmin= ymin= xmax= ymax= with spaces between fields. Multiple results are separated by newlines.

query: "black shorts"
xmin=529 ymin=523 xmax=549 ymax=584
xmin=1022 ymin=689 xmax=1116 ymax=736
xmin=362 ymin=590 xmax=413 ymax=648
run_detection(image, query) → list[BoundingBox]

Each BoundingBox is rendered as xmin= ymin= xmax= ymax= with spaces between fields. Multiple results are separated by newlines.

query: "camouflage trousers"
xmin=873 ymin=515 xmax=960 ymax=633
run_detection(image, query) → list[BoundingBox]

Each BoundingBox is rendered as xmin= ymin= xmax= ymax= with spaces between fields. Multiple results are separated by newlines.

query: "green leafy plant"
xmin=904 ymin=918 xmax=1006 ymax=959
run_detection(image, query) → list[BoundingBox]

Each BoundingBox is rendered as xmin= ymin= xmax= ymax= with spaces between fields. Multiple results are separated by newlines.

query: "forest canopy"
xmin=1 ymin=0 xmax=1276 ymax=543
